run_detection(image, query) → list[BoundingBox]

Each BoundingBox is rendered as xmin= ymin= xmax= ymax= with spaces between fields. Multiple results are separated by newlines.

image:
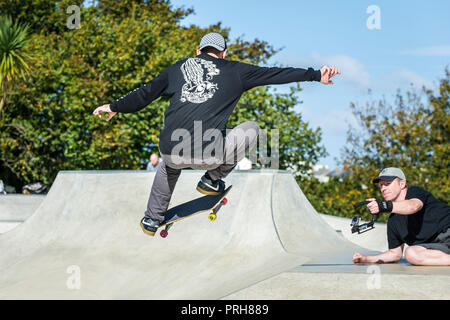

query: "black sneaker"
xmin=196 ymin=174 xmax=225 ymax=195
xmin=140 ymin=217 xmax=159 ymax=237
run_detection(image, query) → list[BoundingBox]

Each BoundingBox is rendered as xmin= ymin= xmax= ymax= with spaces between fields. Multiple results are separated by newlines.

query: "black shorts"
xmin=418 ymin=228 xmax=450 ymax=254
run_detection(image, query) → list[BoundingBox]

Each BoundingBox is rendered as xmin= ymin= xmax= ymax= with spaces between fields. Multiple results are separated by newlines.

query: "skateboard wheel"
xmin=222 ymin=197 xmax=228 ymax=205
xmin=160 ymin=230 xmax=168 ymax=238
xmin=208 ymin=213 xmax=217 ymax=222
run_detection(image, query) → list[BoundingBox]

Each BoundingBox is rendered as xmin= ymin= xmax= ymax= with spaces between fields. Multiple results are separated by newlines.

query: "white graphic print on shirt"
xmin=180 ymin=58 xmax=220 ymax=103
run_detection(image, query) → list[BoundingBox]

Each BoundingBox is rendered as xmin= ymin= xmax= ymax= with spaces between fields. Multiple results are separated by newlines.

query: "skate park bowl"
xmin=0 ymin=170 xmax=448 ymax=299
xmin=0 ymin=194 xmax=44 ymax=233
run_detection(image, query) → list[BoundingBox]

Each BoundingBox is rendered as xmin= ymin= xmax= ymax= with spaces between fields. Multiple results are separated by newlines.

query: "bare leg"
xmin=404 ymin=245 xmax=450 ymax=266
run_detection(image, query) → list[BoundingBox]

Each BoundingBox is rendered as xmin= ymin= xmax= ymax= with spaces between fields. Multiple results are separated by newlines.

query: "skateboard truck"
xmin=207 ymin=197 xmax=228 ymax=222
xmin=350 ymin=200 xmax=379 ymax=234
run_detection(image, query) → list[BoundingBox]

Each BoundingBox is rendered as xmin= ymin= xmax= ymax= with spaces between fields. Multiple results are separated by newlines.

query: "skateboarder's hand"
xmin=320 ymin=65 xmax=340 ymax=85
xmin=352 ymin=252 xmax=367 ymax=263
xmin=93 ymin=104 xmax=117 ymax=121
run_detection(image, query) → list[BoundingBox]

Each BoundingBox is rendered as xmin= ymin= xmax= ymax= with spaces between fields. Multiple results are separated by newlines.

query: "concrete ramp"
xmin=0 ymin=170 xmax=363 ymax=299
xmin=3 ymin=170 xmax=445 ymax=300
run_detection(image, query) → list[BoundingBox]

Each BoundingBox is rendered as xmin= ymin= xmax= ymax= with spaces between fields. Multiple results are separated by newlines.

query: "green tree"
xmin=0 ymin=15 xmax=32 ymax=115
xmin=0 ymin=0 xmax=64 ymax=35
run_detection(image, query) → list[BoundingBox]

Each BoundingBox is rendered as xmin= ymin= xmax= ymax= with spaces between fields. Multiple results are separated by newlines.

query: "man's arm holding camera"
xmin=366 ymin=198 xmax=423 ymax=215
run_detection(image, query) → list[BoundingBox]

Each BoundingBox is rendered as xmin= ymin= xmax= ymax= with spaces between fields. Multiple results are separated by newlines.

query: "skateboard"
xmin=158 ymin=186 xmax=232 ymax=238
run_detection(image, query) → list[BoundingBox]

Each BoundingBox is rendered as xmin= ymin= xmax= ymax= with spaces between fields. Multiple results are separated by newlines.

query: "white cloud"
xmin=375 ymin=68 xmax=436 ymax=92
xmin=298 ymin=105 xmax=359 ymax=136
xmin=400 ymin=45 xmax=450 ymax=56
xmin=396 ymin=69 xmax=435 ymax=89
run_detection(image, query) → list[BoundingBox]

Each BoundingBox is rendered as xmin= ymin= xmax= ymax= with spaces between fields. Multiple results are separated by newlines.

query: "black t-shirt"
xmin=387 ymin=186 xmax=450 ymax=249
xmin=109 ymin=53 xmax=321 ymax=157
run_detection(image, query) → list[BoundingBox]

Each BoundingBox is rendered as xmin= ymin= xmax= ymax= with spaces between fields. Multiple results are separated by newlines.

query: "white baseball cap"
xmin=373 ymin=167 xmax=406 ymax=183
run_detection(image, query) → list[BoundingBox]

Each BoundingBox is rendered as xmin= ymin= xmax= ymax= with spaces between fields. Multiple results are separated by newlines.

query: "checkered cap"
xmin=199 ymin=32 xmax=227 ymax=51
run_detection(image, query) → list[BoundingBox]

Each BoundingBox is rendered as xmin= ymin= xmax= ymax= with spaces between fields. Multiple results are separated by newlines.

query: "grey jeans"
xmin=418 ymin=228 xmax=450 ymax=254
xmin=144 ymin=121 xmax=260 ymax=222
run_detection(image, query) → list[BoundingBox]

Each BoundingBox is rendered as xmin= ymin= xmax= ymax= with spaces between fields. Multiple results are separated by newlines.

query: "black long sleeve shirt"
xmin=110 ymin=53 xmax=321 ymax=156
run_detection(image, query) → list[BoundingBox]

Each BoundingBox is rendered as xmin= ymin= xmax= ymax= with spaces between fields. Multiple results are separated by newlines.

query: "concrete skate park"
xmin=0 ymin=170 xmax=448 ymax=299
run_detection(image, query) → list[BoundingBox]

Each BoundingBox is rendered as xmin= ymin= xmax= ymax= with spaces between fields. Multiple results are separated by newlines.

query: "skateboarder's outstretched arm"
xmin=238 ymin=62 xmax=340 ymax=91
xmin=93 ymin=70 xmax=169 ymax=121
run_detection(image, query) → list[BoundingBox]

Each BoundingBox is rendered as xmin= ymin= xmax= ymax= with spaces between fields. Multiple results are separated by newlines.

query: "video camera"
xmin=350 ymin=200 xmax=379 ymax=234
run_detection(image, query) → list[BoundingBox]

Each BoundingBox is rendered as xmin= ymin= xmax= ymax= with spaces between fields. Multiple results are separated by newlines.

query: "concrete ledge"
xmin=222 ymin=270 xmax=450 ymax=299
xmin=0 ymin=195 xmax=45 ymax=221
xmin=319 ymin=214 xmax=388 ymax=252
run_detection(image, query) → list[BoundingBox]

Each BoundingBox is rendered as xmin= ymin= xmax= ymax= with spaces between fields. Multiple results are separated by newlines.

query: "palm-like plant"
xmin=0 ymin=15 xmax=32 ymax=115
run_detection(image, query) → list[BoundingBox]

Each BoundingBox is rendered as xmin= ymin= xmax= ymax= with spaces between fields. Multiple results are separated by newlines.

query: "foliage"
xmin=300 ymin=176 xmax=384 ymax=222
xmin=0 ymin=14 xmax=32 ymax=114
xmin=0 ymin=0 xmax=66 ymax=35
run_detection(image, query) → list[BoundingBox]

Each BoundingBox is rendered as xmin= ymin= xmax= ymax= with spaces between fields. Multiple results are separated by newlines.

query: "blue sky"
xmin=170 ymin=0 xmax=450 ymax=169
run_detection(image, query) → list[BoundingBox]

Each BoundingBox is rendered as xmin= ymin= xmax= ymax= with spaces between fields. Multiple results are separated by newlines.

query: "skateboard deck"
xmin=158 ymin=186 xmax=232 ymax=238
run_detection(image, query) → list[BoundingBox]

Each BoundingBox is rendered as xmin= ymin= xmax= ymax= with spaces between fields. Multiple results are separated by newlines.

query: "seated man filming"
xmin=353 ymin=167 xmax=450 ymax=266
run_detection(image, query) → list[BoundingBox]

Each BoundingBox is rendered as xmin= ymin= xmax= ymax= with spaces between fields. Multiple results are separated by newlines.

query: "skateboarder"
xmin=93 ymin=32 xmax=341 ymax=236
xmin=352 ymin=167 xmax=450 ymax=266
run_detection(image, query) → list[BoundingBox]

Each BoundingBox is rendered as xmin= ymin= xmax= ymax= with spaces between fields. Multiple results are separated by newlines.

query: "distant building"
xmin=311 ymin=163 xmax=330 ymax=182
xmin=287 ymin=162 xmax=349 ymax=182
xmin=0 ymin=180 xmax=5 ymax=195
xmin=235 ymin=157 xmax=252 ymax=170
xmin=327 ymin=168 xmax=350 ymax=179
